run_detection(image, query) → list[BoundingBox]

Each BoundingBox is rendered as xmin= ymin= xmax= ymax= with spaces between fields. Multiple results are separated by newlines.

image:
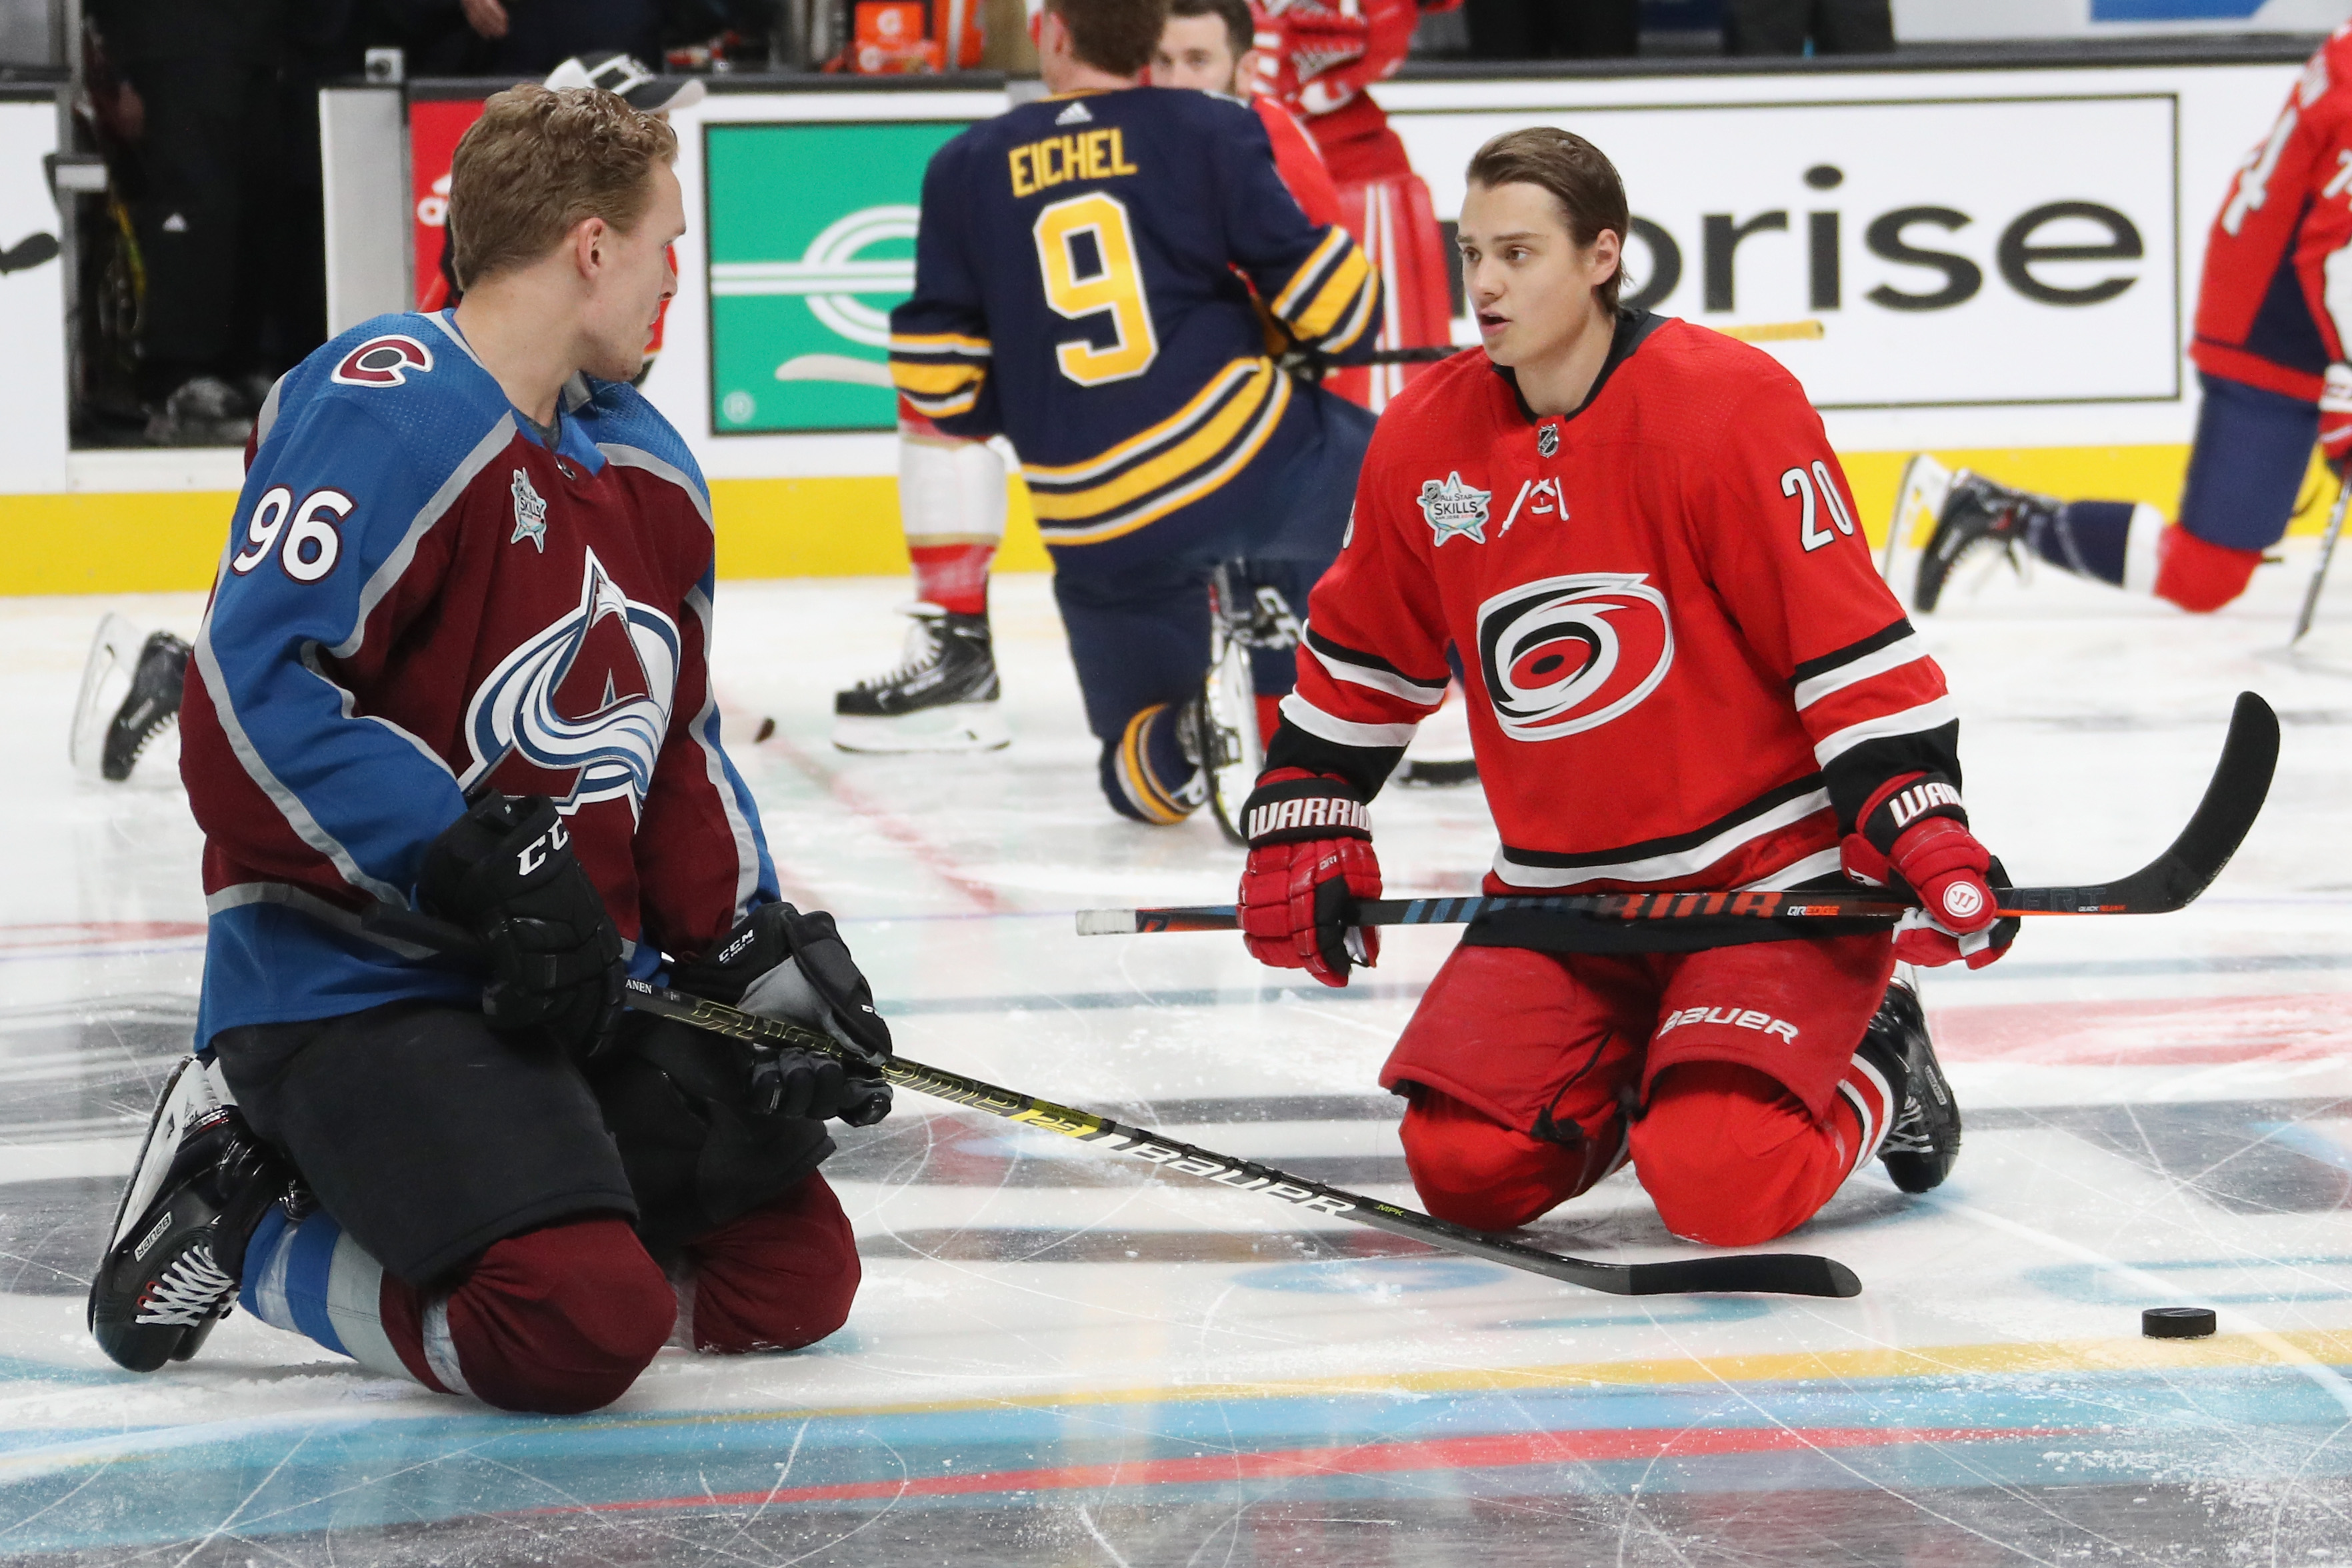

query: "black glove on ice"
xmin=417 ymin=792 xmax=625 ymax=1063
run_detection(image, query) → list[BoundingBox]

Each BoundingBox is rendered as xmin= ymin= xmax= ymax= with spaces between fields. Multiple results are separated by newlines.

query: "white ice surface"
xmin=1 ymin=553 xmax=2349 ymax=1564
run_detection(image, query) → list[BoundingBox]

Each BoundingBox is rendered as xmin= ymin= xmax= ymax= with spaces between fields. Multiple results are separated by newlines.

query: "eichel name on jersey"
xmin=889 ymin=87 xmax=1380 ymax=555
xmin=1272 ymin=311 xmax=1961 ymax=897
xmin=182 ymin=311 xmax=779 ymax=1049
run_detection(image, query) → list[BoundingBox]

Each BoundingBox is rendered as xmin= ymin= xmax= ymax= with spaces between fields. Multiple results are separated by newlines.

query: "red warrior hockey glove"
xmin=1840 ymin=773 xmax=2018 ymax=970
xmin=2322 ymin=364 xmax=2352 ymax=478
xmin=1237 ymin=767 xmax=1380 ymax=988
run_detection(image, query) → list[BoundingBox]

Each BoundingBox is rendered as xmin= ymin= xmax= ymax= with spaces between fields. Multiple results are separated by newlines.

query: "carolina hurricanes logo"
xmin=462 ymin=549 xmax=681 ymax=812
xmin=331 ymin=334 xmax=434 ymax=387
xmin=1475 ymin=572 xmax=1675 ymax=742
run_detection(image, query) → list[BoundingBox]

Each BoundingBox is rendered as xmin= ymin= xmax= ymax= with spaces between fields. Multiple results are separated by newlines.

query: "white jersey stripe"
xmin=1792 ymin=633 xmax=1929 ymax=711
xmin=1279 ymin=690 xmax=1422 ymax=749
xmin=1302 ymin=638 xmax=1448 ymax=707
xmin=1812 ymin=696 xmax=1959 ymax=767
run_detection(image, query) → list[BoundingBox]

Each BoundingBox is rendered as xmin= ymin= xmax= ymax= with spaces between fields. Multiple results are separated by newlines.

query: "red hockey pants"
xmin=377 ymin=1171 xmax=859 ymax=1413
xmin=1381 ymin=939 xmax=1895 ymax=1246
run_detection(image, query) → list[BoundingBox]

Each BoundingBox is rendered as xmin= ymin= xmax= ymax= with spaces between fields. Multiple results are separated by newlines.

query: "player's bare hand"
xmin=461 ymin=0 xmax=509 ymax=39
xmin=1238 ymin=769 xmax=1379 ymax=987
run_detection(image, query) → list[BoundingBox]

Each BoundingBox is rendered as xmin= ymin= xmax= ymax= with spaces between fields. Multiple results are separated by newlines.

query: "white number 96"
xmin=231 ymin=486 xmax=354 ymax=582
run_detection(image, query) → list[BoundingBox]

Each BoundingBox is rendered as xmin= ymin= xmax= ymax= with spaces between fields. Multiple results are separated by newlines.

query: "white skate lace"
xmin=136 ymin=1241 xmax=235 ymax=1326
xmin=850 ymin=613 xmax=945 ymax=693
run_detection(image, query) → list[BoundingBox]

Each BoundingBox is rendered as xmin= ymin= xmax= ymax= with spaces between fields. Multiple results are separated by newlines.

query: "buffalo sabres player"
xmin=89 ymin=86 xmax=891 ymax=1413
xmin=1239 ymin=129 xmax=2004 ymax=1247
xmin=1913 ymin=33 xmax=2352 ymax=617
xmin=855 ymin=0 xmax=1380 ymax=823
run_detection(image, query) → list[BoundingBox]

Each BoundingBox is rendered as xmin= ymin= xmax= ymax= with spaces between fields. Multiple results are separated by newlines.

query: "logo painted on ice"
xmin=510 ymin=469 xmax=548 ymax=552
xmin=1475 ymin=572 xmax=1675 ymax=741
xmin=463 ymin=548 xmax=681 ymax=812
xmin=331 ymin=334 xmax=434 ymax=387
xmin=1417 ymin=472 xmax=1491 ymax=545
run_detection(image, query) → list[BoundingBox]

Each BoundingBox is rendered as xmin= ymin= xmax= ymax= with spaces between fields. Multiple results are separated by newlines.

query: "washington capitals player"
xmin=88 ymin=87 xmax=891 ymax=1413
xmin=1239 ymin=129 xmax=2005 ymax=1245
xmin=875 ymin=0 xmax=1381 ymax=823
xmin=1914 ymin=32 xmax=2352 ymax=616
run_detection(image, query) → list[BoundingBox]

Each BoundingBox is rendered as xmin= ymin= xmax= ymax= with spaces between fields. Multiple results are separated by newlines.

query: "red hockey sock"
xmin=2153 ymin=523 xmax=2263 ymax=613
xmin=1633 ymin=1063 xmax=1863 ymax=1247
xmin=677 ymin=1172 xmax=861 ymax=1354
xmin=909 ymin=543 xmax=995 ymax=617
xmin=376 ymin=1216 xmax=674 ymax=1414
xmin=1397 ymin=1086 xmax=1605 ymax=1232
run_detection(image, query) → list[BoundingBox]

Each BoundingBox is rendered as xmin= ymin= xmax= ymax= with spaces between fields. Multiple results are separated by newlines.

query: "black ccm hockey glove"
xmin=670 ymin=903 xmax=895 ymax=1127
xmin=417 ymin=793 xmax=626 ymax=1063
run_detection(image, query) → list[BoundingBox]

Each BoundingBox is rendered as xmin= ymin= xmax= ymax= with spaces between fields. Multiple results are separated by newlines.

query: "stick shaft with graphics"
xmin=1085 ymin=691 xmax=2278 ymax=938
xmin=360 ymin=906 xmax=1862 ymax=1300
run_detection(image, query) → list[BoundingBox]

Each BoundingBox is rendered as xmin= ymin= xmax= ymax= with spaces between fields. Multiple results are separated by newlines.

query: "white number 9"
xmin=231 ymin=486 xmax=292 ymax=575
xmin=230 ymin=485 xmax=353 ymax=582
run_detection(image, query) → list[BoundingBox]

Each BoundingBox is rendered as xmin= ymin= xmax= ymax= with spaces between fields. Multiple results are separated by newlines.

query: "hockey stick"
xmin=1080 ymin=690 xmax=2278 ymax=937
xmin=2291 ymin=478 xmax=2352 ymax=648
xmin=359 ymin=905 xmax=1860 ymax=1299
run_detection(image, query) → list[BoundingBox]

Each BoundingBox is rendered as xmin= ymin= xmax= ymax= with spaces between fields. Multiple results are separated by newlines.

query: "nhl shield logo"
xmin=1537 ymin=424 xmax=1559 ymax=458
xmin=1417 ymin=471 xmax=1492 ymax=546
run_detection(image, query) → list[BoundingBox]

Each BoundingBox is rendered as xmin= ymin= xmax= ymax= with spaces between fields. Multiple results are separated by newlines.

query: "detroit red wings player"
xmin=1250 ymin=0 xmax=1455 ymax=411
xmin=1237 ymin=129 xmax=2015 ymax=1248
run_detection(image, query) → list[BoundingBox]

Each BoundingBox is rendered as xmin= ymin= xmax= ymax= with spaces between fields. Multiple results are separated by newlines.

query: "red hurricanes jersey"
xmin=2193 ymin=29 xmax=2352 ymax=401
xmin=1274 ymin=315 xmax=1961 ymax=895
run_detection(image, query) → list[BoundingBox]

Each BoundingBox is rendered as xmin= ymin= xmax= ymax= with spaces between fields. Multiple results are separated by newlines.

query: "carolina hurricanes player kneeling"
xmin=1239 ymin=128 xmax=2015 ymax=1246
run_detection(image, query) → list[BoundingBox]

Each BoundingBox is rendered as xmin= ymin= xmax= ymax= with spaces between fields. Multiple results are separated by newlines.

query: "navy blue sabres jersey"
xmin=889 ymin=87 xmax=1379 ymax=551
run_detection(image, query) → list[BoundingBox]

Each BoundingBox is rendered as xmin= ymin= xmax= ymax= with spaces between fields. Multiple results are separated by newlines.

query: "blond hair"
xmin=447 ymin=85 xmax=679 ymax=289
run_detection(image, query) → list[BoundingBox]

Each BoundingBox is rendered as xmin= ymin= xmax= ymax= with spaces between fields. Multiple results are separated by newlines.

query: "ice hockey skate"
xmin=831 ymin=603 xmax=1009 ymax=753
xmin=1913 ymin=470 xmax=2052 ymax=613
xmin=69 ymin=617 xmax=191 ymax=781
xmin=1859 ymin=975 xmax=1961 ymax=1193
xmin=88 ymin=1057 xmax=304 ymax=1373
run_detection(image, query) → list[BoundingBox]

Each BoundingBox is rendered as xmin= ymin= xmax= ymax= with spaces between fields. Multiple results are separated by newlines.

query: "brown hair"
xmin=1049 ymin=0 xmax=1171 ymax=78
xmin=1465 ymin=127 xmax=1631 ymax=313
xmin=1167 ymin=0 xmax=1253 ymax=59
xmin=447 ymin=84 xmax=679 ymax=289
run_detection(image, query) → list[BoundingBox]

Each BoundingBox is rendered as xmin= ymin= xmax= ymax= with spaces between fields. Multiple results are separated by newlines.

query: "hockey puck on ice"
xmin=755 ymin=717 xmax=775 ymax=743
xmin=2141 ymin=1306 xmax=2217 ymax=1339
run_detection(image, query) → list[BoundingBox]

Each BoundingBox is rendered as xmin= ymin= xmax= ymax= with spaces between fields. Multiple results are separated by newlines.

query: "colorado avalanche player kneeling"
xmin=1239 ymin=129 xmax=2011 ymax=1246
xmin=88 ymin=85 xmax=890 ymax=1412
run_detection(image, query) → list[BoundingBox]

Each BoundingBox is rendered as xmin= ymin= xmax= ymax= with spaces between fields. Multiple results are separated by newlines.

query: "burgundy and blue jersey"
xmin=182 ymin=310 xmax=777 ymax=1047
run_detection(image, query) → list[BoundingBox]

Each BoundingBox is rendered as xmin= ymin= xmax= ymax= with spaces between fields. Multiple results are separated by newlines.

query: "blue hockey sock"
xmin=238 ymin=1205 xmax=413 ymax=1380
xmin=2029 ymin=501 xmax=2135 ymax=586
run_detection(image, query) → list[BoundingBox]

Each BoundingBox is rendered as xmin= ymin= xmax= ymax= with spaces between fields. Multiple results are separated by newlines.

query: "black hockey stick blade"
xmin=1081 ymin=691 xmax=2279 ymax=936
xmin=361 ymin=903 xmax=1858 ymax=1299
xmin=1997 ymin=688 xmax=2276 ymax=916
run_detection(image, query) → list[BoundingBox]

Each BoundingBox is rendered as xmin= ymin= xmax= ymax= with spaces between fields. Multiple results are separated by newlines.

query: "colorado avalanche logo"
xmin=331 ymin=334 xmax=434 ymax=387
xmin=1475 ymin=571 xmax=1674 ymax=742
xmin=462 ymin=549 xmax=680 ymax=811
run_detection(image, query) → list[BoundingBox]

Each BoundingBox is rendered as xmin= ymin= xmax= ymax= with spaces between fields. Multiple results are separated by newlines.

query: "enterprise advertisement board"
xmin=1399 ymin=94 xmax=2180 ymax=411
